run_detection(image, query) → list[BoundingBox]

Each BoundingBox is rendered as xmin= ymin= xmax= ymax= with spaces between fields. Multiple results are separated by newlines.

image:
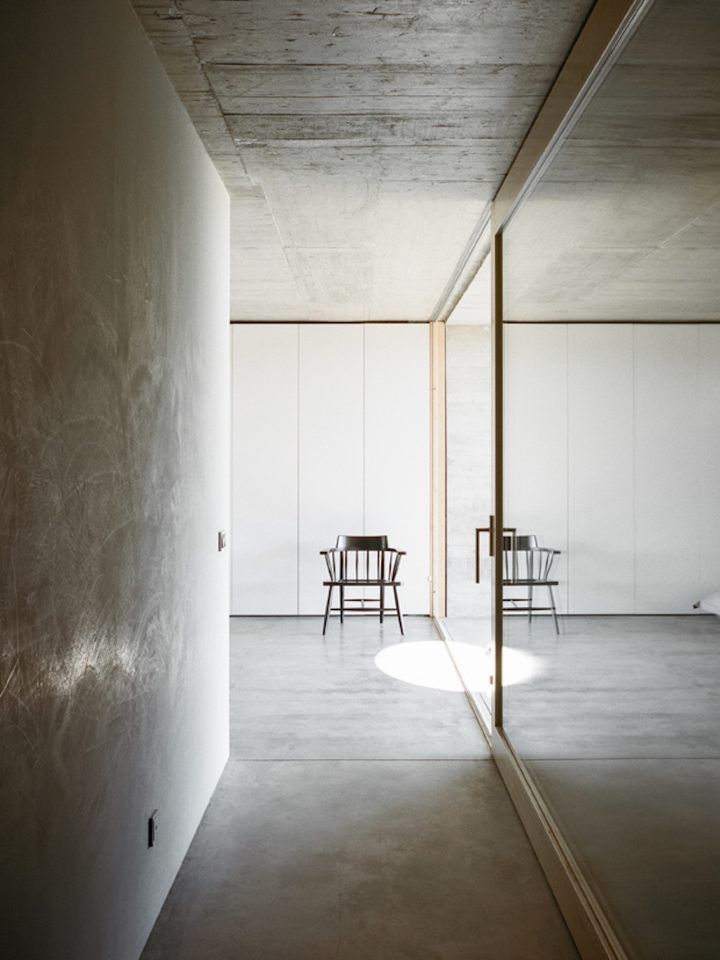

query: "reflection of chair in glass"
xmin=503 ymin=534 xmax=561 ymax=634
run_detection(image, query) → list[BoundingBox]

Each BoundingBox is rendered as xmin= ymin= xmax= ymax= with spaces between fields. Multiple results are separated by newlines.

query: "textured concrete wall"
xmin=0 ymin=3 xmax=230 ymax=958
xmin=446 ymin=326 xmax=492 ymax=616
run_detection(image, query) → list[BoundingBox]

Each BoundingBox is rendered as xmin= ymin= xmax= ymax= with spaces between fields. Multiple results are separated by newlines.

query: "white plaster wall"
xmin=446 ymin=325 xmax=493 ymax=616
xmin=232 ymin=326 xmax=299 ymax=613
xmin=0 ymin=3 xmax=230 ymax=958
xmin=231 ymin=324 xmax=431 ymax=615
xmin=505 ymin=323 xmax=719 ymax=613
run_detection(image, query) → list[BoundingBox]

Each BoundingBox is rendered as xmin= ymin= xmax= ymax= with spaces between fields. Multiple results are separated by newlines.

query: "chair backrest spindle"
xmin=323 ymin=536 xmax=404 ymax=585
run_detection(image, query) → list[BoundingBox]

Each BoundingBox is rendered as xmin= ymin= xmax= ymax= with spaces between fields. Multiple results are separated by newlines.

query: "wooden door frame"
xmin=430 ymin=321 xmax=447 ymax=618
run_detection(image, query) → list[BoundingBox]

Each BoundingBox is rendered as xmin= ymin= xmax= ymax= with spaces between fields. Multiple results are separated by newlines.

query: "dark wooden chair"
xmin=320 ymin=535 xmax=405 ymax=635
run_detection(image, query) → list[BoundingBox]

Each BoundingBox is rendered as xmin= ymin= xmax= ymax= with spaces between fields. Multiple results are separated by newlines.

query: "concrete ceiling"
xmin=132 ymin=0 xmax=595 ymax=321
xmin=504 ymin=0 xmax=720 ymax=322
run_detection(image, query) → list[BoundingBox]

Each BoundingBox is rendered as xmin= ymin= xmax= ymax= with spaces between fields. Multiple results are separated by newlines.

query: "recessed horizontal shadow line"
xmin=228 ymin=756 xmax=493 ymax=763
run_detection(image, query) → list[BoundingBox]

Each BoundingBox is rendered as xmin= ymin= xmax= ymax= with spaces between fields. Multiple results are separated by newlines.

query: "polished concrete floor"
xmin=502 ymin=614 xmax=720 ymax=960
xmin=527 ymin=758 xmax=720 ymax=960
xmin=230 ymin=616 xmax=489 ymax=760
xmin=141 ymin=616 xmax=579 ymax=959
xmin=503 ymin=614 xmax=720 ymax=760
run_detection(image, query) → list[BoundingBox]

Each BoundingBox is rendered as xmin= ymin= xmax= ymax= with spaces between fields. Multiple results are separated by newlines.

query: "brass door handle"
xmin=475 ymin=519 xmax=516 ymax=583
xmin=475 ymin=516 xmax=494 ymax=583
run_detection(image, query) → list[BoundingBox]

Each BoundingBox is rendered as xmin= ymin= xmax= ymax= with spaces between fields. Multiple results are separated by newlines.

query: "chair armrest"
xmin=387 ymin=549 xmax=406 ymax=579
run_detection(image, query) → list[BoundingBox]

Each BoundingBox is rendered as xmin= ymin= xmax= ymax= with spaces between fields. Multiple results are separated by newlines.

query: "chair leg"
xmin=393 ymin=586 xmax=404 ymax=636
xmin=379 ymin=585 xmax=384 ymax=624
xmin=528 ymin=585 xmax=533 ymax=624
xmin=322 ymin=586 xmax=333 ymax=635
xmin=339 ymin=585 xmax=344 ymax=624
xmin=548 ymin=585 xmax=559 ymax=635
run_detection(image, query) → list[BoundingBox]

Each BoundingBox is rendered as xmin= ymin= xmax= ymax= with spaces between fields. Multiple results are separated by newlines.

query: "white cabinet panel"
xmin=232 ymin=323 xmax=432 ymax=617
xmin=298 ymin=325 xmax=364 ymax=614
xmin=504 ymin=325 xmax=569 ymax=612
xmin=698 ymin=326 xmax=720 ymax=600
xmin=568 ymin=325 xmax=634 ymax=612
xmin=634 ymin=325 xmax=700 ymax=612
xmin=231 ymin=326 xmax=298 ymax=614
xmin=364 ymin=325 xmax=431 ymax=614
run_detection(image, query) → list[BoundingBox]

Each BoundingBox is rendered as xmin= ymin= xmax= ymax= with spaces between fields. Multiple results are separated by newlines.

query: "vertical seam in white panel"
xmin=362 ymin=324 xmax=366 ymax=536
xmin=632 ymin=324 xmax=637 ymax=613
xmin=430 ymin=325 xmax=435 ymax=616
xmin=696 ymin=324 xmax=701 ymax=602
xmin=296 ymin=324 xmax=300 ymax=615
xmin=230 ymin=327 xmax=235 ymax=614
xmin=565 ymin=324 xmax=570 ymax=615
xmin=426 ymin=324 xmax=432 ymax=616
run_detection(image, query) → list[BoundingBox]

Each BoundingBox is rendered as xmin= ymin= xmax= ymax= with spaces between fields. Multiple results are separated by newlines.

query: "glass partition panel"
xmin=442 ymin=260 xmax=494 ymax=715
xmin=501 ymin=1 xmax=720 ymax=956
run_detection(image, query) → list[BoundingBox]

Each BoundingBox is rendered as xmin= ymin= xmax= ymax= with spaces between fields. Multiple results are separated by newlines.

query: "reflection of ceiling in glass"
xmin=504 ymin=0 xmax=720 ymax=322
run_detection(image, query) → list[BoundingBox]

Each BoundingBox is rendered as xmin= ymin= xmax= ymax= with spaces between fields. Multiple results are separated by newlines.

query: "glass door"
xmin=497 ymin=1 xmax=720 ymax=955
xmin=441 ymin=260 xmax=494 ymax=721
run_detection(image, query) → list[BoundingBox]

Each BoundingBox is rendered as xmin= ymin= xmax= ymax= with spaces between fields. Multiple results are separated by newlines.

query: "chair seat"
xmin=503 ymin=579 xmax=558 ymax=587
xmin=324 ymin=579 xmax=402 ymax=587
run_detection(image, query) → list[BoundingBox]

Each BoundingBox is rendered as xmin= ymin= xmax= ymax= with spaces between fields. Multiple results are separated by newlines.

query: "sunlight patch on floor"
xmin=374 ymin=640 xmax=540 ymax=692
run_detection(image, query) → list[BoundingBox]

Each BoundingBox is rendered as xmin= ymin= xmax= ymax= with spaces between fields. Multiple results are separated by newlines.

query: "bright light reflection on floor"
xmin=374 ymin=641 xmax=540 ymax=692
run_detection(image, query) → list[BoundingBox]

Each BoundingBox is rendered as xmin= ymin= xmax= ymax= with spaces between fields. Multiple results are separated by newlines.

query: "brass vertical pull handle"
xmin=475 ymin=516 xmax=496 ymax=583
